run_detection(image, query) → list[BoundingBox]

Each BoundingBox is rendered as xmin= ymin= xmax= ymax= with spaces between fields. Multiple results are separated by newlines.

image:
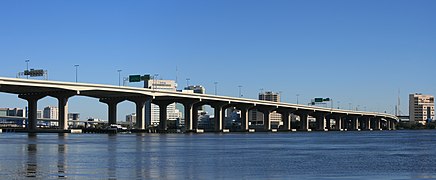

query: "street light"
xmin=214 ymin=82 xmax=218 ymax=95
xmin=25 ymin=59 xmax=30 ymax=79
xmin=238 ymin=85 xmax=242 ymax=97
xmin=117 ymin=70 xmax=122 ymax=86
xmin=74 ymin=65 xmax=79 ymax=83
xmin=296 ymin=94 xmax=300 ymax=104
xmin=337 ymin=101 xmax=341 ymax=109
xmin=153 ymin=74 xmax=159 ymax=90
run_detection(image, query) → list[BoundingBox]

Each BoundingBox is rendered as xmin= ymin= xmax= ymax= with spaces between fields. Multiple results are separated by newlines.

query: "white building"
xmin=144 ymin=79 xmax=180 ymax=127
xmin=249 ymin=91 xmax=282 ymax=127
xmin=126 ymin=113 xmax=136 ymax=124
xmin=43 ymin=106 xmax=58 ymax=120
xmin=409 ymin=93 xmax=434 ymax=125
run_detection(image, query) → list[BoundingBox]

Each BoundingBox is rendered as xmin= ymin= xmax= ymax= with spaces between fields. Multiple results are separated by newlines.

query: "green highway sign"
xmin=141 ymin=74 xmax=150 ymax=81
xmin=315 ymin=98 xmax=323 ymax=102
xmin=129 ymin=75 xmax=141 ymax=82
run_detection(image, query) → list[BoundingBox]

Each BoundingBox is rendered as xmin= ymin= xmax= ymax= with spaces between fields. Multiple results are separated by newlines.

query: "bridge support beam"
xmin=315 ymin=114 xmax=326 ymax=131
xmin=240 ymin=107 xmax=250 ymax=132
xmin=19 ymin=94 xmax=46 ymax=132
xmin=281 ymin=111 xmax=291 ymax=131
xmin=57 ymin=96 xmax=69 ymax=130
xmin=352 ymin=117 xmax=359 ymax=130
xmin=100 ymin=98 xmax=124 ymax=126
xmin=127 ymin=97 xmax=150 ymax=130
xmin=336 ymin=117 xmax=342 ymax=130
xmin=365 ymin=117 xmax=372 ymax=130
xmin=300 ymin=114 xmax=309 ymax=131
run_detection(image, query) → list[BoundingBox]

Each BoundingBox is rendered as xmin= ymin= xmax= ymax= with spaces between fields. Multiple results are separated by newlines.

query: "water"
xmin=0 ymin=131 xmax=435 ymax=180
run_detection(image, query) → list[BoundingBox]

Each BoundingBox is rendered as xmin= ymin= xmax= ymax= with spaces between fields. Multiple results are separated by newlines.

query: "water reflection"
xmin=107 ymin=134 xmax=117 ymax=179
xmin=26 ymin=134 xmax=37 ymax=178
xmin=57 ymin=134 xmax=67 ymax=178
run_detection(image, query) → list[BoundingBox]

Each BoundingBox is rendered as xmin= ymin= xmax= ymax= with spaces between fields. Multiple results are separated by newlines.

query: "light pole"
xmin=238 ymin=85 xmax=242 ymax=97
xmin=337 ymin=101 xmax=341 ymax=109
xmin=296 ymin=94 xmax=300 ymax=104
xmin=74 ymin=65 xmax=79 ymax=82
xmin=25 ymin=59 xmax=30 ymax=79
xmin=214 ymin=82 xmax=218 ymax=95
xmin=117 ymin=70 xmax=122 ymax=86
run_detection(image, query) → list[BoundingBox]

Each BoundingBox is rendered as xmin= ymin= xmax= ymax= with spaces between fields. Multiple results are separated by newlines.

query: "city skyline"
xmin=0 ymin=1 xmax=435 ymax=120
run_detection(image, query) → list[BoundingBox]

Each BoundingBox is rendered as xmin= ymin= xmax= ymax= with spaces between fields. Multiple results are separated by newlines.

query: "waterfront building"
xmin=144 ymin=79 xmax=180 ymax=127
xmin=37 ymin=110 xmax=43 ymax=119
xmin=68 ymin=113 xmax=80 ymax=127
xmin=0 ymin=108 xmax=25 ymax=117
xmin=126 ymin=113 xmax=136 ymax=124
xmin=249 ymin=91 xmax=282 ymax=128
xmin=409 ymin=93 xmax=435 ymax=125
xmin=43 ymin=106 xmax=58 ymax=120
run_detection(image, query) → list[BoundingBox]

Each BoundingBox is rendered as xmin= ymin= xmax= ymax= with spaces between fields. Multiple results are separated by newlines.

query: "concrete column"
xmin=100 ymin=98 xmax=124 ymax=126
xmin=300 ymin=114 xmax=309 ymax=131
xmin=135 ymin=100 xmax=146 ymax=130
xmin=19 ymin=94 xmax=46 ymax=132
xmin=158 ymin=104 xmax=168 ymax=131
xmin=353 ymin=117 xmax=359 ymax=130
xmin=336 ymin=117 xmax=342 ymax=130
xmin=240 ymin=108 xmax=249 ymax=131
xmin=366 ymin=118 xmax=372 ymax=130
xmin=183 ymin=103 xmax=194 ymax=132
xmin=342 ymin=117 xmax=348 ymax=130
xmin=57 ymin=96 xmax=69 ymax=130
xmin=360 ymin=118 xmax=365 ymax=130
xmin=326 ymin=117 xmax=331 ymax=130
xmin=281 ymin=111 xmax=291 ymax=131
xmin=263 ymin=111 xmax=271 ymax=131
xmin=192 ymin=105 xmax=199 ymax=130
xmin=213 ymin=105 xmax=223 ymax=132
xmin=316 ymin=114 xmax=326 ymax=131
xmin=375 ymin=118 xmax=381 ymax=130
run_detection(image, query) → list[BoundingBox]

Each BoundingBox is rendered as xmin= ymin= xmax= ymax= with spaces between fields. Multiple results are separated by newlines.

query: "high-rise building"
xmin=43 ymin=106 xmax=58 ymax=120
xmin=144 ymin=79 xmax=180 ymax=127
xmin=249 ymin=91 xmax=282 ymax=127
xmin=409 ymin=93 xmax=434 ymax=125
xmin=184 ymin=85 xmax=206 ymax=94
xmin=126 ymin=113 xmax=136 ymax=124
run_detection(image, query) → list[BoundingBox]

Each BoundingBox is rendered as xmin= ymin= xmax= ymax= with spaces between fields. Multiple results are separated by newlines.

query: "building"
xmin=144 ymin=79 xmax=181 ymax=127
xmin=68 ymin=113 xmax=80 ymax=128
xmin=249 ymin=91 xmax=282 ymax=128
xmin=184 ymin=85 xmax=206 ymax=94
xmin=0 ymin=108 xmax=25 ymax=117
xmin=43 ymin=106 xmax=58 ymax=120
xmin=409 ymin=93 xmax=435 ymax=125
xmin=126 ymin=113 xmax=136 ymax=124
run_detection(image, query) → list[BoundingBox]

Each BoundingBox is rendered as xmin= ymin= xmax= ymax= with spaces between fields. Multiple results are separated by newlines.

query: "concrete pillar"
xmin=336 ymin=117 xmax=342 ymax=130
xmin=360 ymin=118 xmax=365 ymax=130
xmin=57 ymin=96 xmax=69 ymax=130
xmin=353 ymin=117 xmax=359 ymax=130
xmin=326 ymin=117 xmax=331 ymax=130
xmin=19 ymin=94 xmax=46 ymax=132
xmin=342 ymin=117 xmax=348 ymax=130
xmin=192 ymin=105 xmax=199 ymax=130
xmin=366 ymin=118 xmax=372 ymax=130
xmin=183 ymin=103 xmax=194 ymax=132
xmin=135 ymin=100 xmax=146 ymax=130
xmin=316 ymin=114 xmax=326 ymax=131
xmin=240 ymin=108 xmax=249 ymax=131
xmin=280 ymin=111 xmax=291 ymax=131
xmin=300 ymin=114 xmax=309 ymax=131
xmin=213 ymin=105 xmax=223 ymax=132
xmin=100 ymin=98 xmax=124 ymax=126
xmin=158 ymin=104 xmax=168 ymax=131
xmin=375 ymin=118 xmax=381 ymax=130
xmin=263 ymin=111 xmax=271 ymax=131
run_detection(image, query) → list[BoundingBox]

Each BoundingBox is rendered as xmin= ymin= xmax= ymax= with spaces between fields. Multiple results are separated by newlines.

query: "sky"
xmin=0 ymin=0 xmax=435 ymax=120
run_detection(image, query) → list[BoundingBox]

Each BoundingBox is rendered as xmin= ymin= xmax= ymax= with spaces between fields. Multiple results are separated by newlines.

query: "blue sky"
xmin=0 ymin=0 xmax=435 ymax=120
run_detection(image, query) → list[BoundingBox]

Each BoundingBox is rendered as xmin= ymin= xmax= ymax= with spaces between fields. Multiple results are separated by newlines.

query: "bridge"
xmin=0 ymin=77 xmax=398 ymax=133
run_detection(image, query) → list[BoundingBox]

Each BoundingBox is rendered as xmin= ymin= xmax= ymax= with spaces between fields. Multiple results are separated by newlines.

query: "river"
xmin=0 ymin=130 xmax=435 ymax=179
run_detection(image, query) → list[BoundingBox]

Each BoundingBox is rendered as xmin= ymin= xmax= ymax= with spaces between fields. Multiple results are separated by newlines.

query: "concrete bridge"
xmin=0 ymin=77 xmax=398 ymax=132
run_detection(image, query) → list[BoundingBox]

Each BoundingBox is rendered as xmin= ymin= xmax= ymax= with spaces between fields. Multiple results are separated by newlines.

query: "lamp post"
xmin=25 ymin=59 xmax=30 ymax=79
xmin=117 ymin=70 xmax=122 ymax=86
xmin=296 ymin=94 xmax=300 ymax=104
xmin=74 ymin=65 xmax=79 ymax=83
xmin=238 ymin=85 xmax=242 ymax=97
xmin=214 ymin=82 xmax=218 ymax=95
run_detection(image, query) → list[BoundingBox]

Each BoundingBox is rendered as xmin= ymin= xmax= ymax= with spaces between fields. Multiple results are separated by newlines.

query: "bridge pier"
xmin=299 ymin=114 xmax=309 ymax=131
xmin=100 ymin=98 xmax=124 ymax=126
xmin=239 ymin=106 xmax=251 ymax=132
xmin=127 ymin=97 xmax=150 ymax=130
xmin=336 ymin=116 xmax=342 ymax=130
xmin=57 ymin=96 xmax=69 ymax=130
xmin=212 ymin=104 xmax=224 ymax=132
xmin=315 ymin=114 xmax=327 ymax=131
xmin=278 ymin=111 xmax=291 ymax=131
xmin=19 ymin=94 xmax=46 ymax=132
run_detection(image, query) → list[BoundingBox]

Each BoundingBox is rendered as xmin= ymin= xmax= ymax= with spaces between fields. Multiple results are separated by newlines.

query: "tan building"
xmin=144 ymin=79 xmax=181 ymax=127
xmin=409 ymin=93 xmax=434 ymax=125
xmin=249 ymin=91 xmax=282 ymax=127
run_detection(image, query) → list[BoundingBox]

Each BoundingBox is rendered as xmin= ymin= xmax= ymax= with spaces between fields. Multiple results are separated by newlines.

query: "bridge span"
xmin=0 ymin=77 xmax=398 ymax=132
